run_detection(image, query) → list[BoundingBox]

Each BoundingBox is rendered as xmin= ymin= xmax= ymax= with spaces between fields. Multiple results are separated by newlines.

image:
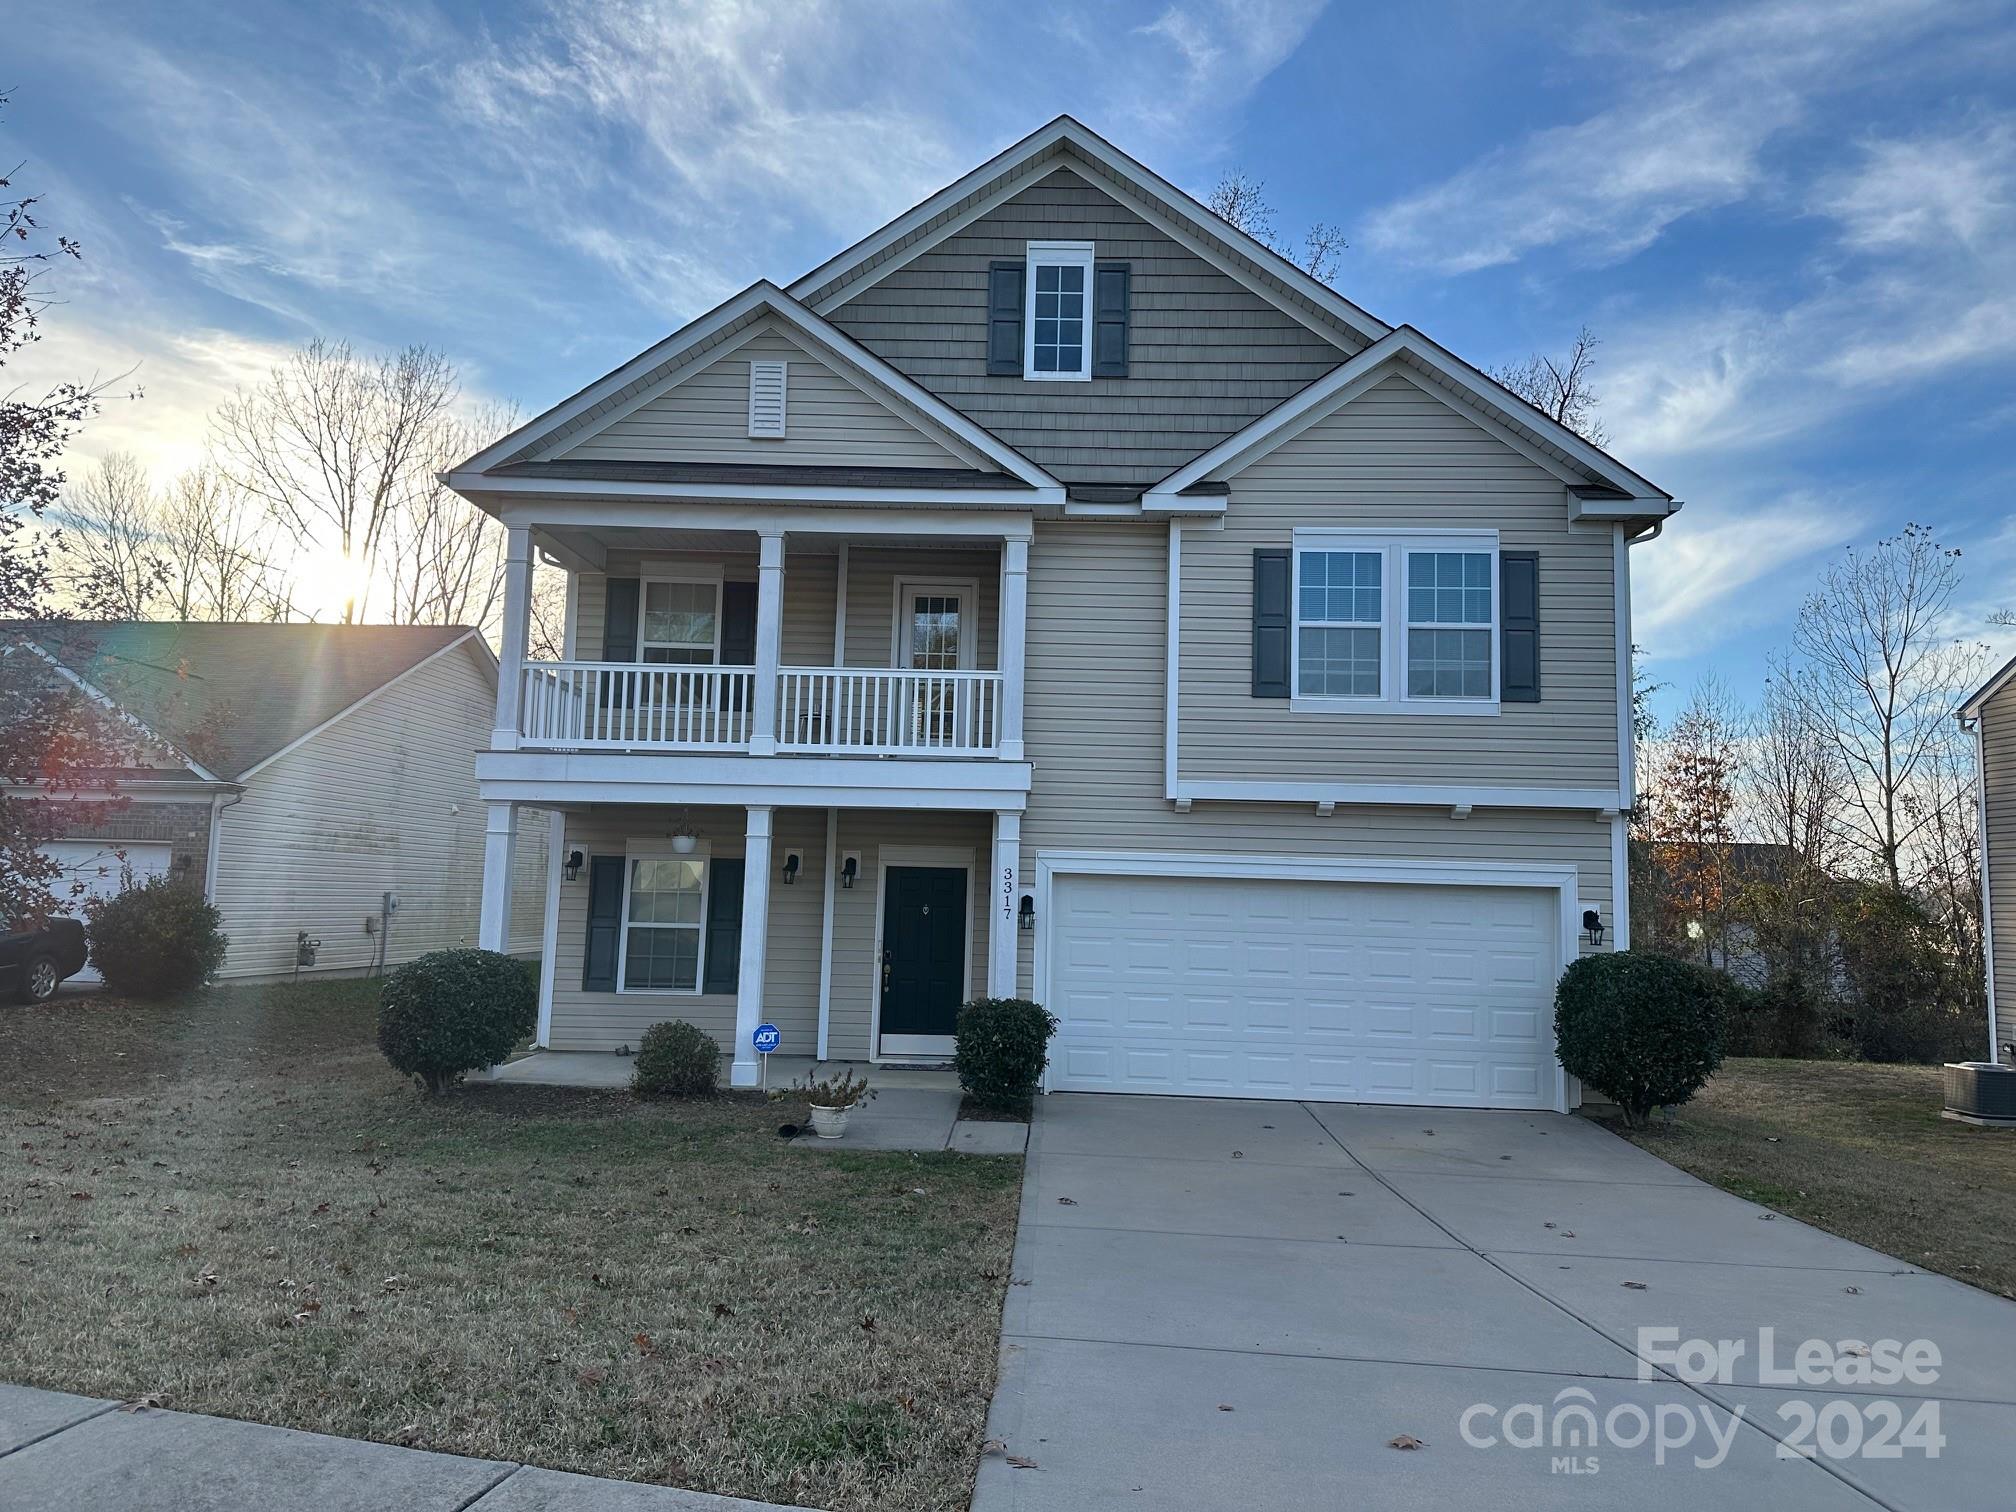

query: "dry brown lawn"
xmin=0 ymin=979 xmax=1022 ymax=1512
xmin=1612 ymin=1057 xmax=2016 ymax=1299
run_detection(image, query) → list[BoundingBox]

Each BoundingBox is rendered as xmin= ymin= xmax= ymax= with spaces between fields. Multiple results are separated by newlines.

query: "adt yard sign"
xmin=753 ymin=1024 xmax=781 ymax=1054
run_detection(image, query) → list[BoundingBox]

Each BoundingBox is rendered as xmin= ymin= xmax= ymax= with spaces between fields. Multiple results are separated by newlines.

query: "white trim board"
xmin=1030 ymin=849 xmax=1579 ymax=1113
xmin=1143 ymin=328 xmax=1674 ymax=512
xmin=867 ymin=843 xmax=978 ymax=1064
xmin=1168 ymin=780 xmax=1624 ymax=813
xmin=451 ymin=282 xmax=1061 ymax=493
xmin=488 ymin=497 xmax=1041 ymax=539
xmin=787 ymin=117 xmax=1392 ymax=351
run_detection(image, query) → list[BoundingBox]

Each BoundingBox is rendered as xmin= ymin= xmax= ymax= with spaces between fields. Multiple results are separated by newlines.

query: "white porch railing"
xmin=777 ymin=667 xmax=1002 ymax=755
xmin=519 ymin=662 xmax=756 ymax=749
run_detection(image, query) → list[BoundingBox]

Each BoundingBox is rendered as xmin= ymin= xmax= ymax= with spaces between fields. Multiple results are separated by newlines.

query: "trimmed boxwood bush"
xmin=377 ymin=948 xmax=536 ymax=1094
xmin=632 ymin=1019 xmax=720 ymax=1098
xmin=84 ymin=875 xmax=228 ymax=998
xmin=1554 ymin=951 xmax=1729 ymax=1128
xmin=955 ymin=996 xmax=1058 ymax=1113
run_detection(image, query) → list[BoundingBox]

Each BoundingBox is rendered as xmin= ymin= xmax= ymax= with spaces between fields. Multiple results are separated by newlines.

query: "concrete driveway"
xmin=974 ymin=1096 xmax=2016 ymax=1511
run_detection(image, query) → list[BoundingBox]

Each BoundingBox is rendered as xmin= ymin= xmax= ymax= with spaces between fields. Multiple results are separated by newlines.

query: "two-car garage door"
xmin=1046 ymin=870 xmax=1562 ymax=1109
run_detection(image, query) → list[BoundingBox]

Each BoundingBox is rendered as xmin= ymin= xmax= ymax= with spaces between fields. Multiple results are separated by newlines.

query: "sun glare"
xmin=294 ymin=540 xmax=375 ymax=623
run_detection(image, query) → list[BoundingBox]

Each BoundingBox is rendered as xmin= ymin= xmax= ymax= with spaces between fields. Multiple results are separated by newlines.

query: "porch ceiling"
xmin=539 ymin=525 xmax=1012 ymax=560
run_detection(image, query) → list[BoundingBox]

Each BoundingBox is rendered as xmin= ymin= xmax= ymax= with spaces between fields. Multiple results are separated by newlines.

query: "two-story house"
xmin=448 ymin=118 xmax=1677 ymax=1111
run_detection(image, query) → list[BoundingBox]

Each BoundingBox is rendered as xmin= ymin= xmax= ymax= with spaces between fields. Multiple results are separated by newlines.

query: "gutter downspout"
xmin=202 ymin=789 xmax=245 ymax=903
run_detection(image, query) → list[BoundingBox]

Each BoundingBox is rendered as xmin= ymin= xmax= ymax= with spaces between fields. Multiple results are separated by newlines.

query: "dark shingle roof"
xmin=4 ymin=622 xmax=480 ymax=779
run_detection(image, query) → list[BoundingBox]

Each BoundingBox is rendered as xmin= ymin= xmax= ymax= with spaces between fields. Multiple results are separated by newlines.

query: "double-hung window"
xmin=639 ymin=577 xmax=720 ymax=664
xmin=1291 ymin=531 xmax=1499 ymax=713
xmin=1024 ymin=242 xmax=1094 ymax=381
xmin=618 ymin=846 xmax=709 ymax=992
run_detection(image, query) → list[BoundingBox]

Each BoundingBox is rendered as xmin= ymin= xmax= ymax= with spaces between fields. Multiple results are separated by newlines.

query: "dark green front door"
xmin=880 ymin=866 xmax=967 ymax=1053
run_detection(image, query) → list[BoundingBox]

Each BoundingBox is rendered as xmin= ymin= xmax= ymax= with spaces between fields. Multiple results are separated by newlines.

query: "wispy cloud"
xmin=1361 ymin=0 xmax=1957 ymax=274
xmin=1116 ymin=0 xmax=1328 ymax=138
xmin=1634 ymin=490 xmax=1869 ymax=659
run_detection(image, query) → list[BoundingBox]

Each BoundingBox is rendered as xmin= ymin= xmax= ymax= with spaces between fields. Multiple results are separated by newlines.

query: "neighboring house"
xmin=1962 ymin=656 xmax=2016 ymax=1060
xmin=447 ymin=117 xmax=1678 ymax=1110
xmin=4 ymin=622 xmax=545 ymax=981
xmin=1630 ymin=838 xmax=1846 ymax=989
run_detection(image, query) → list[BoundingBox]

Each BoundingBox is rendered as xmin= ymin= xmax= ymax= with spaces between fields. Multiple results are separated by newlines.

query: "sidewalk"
xmin=0 ymin=1386 xmax=815 ymax=1512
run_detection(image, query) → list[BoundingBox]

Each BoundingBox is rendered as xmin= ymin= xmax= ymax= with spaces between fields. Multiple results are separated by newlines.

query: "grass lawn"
xmin=1611 ymin=1057 xmax=2016 ymax=1299
xmin=0 ymin=979 xmax=1022 ymax=1512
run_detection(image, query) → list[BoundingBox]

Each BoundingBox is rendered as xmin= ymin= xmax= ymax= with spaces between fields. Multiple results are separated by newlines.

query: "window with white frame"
xmin=639 ymin=577 xmax=720 ymax=664
xmin=1025 ymin=242 xmax=1093 ymax=381
xmin=1292 ymin=532 xmax=1498 ymax=711
xmin=619 ymin=849 xmax=709 ymax=992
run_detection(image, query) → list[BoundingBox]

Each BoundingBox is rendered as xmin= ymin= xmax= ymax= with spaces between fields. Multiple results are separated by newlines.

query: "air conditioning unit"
xmin=1942 ymin=1062 xmax=2016 ymax=1126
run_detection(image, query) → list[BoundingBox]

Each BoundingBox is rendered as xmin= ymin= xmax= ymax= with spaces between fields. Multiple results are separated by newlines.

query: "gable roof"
xmin=447 ymin=282 xmax=1063 ymax=503
xmin=1962 ymin=652 xmax=2016 ymax=720
xmin=787 ymin=115 xmax=1390 ymax=353
xmin=4 ymin=622 xmax=481 ymax=780
xmin=1142 ymin=326 xmax=1677 ymax=518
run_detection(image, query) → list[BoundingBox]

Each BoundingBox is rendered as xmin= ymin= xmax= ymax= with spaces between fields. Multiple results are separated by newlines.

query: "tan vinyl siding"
xmin=824 ymin=168 xmax=1350 ymax=489
xmin=570 ymin=545 xmax=998 ymax=671
xmin=1983 ymin=689 xmax=2016 ymax=1056
xmin=558 ymin=322 xmax=963 ymax=469
xmin=211 ymin=643 xmax=546 ymax=977
xmin=1179 ymin=375 xmax=1620 ymax=791
xmin=546 ymin=806 xmax=828 ymax=1054
xmin=825 ymin=809 xmax=994 ymax=1061
xmin=1011 ymin=516 xmax=1615 ymax=999
xmin=543 ymin=805 xmax=996 ymax=1061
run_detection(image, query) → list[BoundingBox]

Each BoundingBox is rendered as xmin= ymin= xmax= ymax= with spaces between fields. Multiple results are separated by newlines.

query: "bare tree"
xmin=1785 ymin=524 xmax=1987 ymax=888
xmin=211 ymin=340 xmax=457 ymax=622
xmin=383 ymin=403 xmax=518 ymax=632
xmin=1205 ymin=171 xmax=1348 ymax=283
xmin=1491 ymin=327 xmax=1607 ymax=445
xmin=58 ymin=452 xmax=163 ymax=617
xmin=156 ymin=463 xmax=297 ymax=621
xmin=1642 ymin=677 xmax=1744 ymax=964
xmin=1746 ymin=661 xmax=1847 ymax=874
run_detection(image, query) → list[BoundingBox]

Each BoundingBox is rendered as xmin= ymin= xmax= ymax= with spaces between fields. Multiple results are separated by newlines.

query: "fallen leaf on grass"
xmin=68 ymin=1191 xmax=92 ymax=1201
xmin=392 ymin=1424 xmax=421 ymax=1447
xmin=860 ymin=1316 xmax=877 ymax=1332
xmin=577 ymin=1368 xmax=607 ymax=1388
xmin=712 ymin=1302 xmax=735 ymax=1318
xmin=118 ymin=1394 xmax=165 ymax=1413
xmin=634 ymin=1333 xmax=656 ymax=1357
xmin=1388 ymin=1434 xmax=1425 ymax=1450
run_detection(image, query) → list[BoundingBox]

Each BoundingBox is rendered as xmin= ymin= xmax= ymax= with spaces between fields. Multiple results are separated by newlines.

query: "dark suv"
xmin=2 ymin=917 xmax=90 ymax=1003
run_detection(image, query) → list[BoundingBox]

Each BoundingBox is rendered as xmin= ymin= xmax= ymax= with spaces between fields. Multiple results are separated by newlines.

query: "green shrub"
xmin=632 ymin=1019 xmax=720 ymax=1098
xmin=955 ymin=997 xmax=1058 ymax=1112
xmin=1554 ymin=951 xmax=1729 ymax=1128
xmin=1834 ymin=885 xmax=1976 ymax=1064
xmin=84 ymin=875 xmax=227 ymax=998
xmin=377 ymin=948 xmax=536 ymax=1094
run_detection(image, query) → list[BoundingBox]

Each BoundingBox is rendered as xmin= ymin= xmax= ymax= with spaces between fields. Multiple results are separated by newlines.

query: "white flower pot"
xmin=808 ymin=1104 xmax=851 ymax=1140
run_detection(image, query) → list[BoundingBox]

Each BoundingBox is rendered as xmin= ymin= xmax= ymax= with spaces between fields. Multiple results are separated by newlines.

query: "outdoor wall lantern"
xmin=563 ymin=849 xmax=585 ymax=883
xmin=1019 ymin=894 xmax=1036 ymax=932
xmin=839 ymin=854 xmax=859 ymax=890
xmin=1582 ymin=909 xmax=1605 ymax=947
xmin=781 ymin=851 xmax=801 ymax=885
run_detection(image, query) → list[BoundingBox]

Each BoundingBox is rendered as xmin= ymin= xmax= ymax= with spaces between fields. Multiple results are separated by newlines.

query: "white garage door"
xmin=39 ymin=840 xmax=174 ymax=984
xmin=1047 ymin=872 xmax=1562 ymax=1109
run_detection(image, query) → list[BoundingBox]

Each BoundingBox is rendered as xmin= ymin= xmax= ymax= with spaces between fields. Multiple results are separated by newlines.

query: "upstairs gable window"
xmin=1024 ymin=242 xmax=1094 ymax=381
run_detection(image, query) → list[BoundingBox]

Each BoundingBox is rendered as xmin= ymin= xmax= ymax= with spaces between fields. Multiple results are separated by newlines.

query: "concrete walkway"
xmin=974 ymin=1095 xmax=2016 ymax=1511
xmin=481 ymin=1052 xmax=1025 ymax=1154
xmin=0 ymin=1388 xmax=813 ymax=1511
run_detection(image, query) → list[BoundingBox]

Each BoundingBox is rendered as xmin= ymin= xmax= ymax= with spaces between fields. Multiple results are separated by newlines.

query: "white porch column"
xmin=988 ymin=809 xmax=1022 ymax=997
xmin=492 ymin=524 xmax=533 ymax=750
xmin=731 ymin=805 xmax=775 ymax=1086
xmin=748 ymin=532 xmax=785 ymax=755
xmin=998 ymin=536 xmax=1028 ymax=761
xmin=478 ymin=801 xmax=517 ymax=952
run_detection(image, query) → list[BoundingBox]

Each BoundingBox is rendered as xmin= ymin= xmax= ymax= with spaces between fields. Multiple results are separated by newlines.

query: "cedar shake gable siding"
xmin=823 ymin=169 xmax=1353 ymax=490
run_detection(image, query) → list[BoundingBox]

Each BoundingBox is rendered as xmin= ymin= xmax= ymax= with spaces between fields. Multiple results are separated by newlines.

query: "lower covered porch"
xmin=494 ymin=802 xmax=1024 ymax=1085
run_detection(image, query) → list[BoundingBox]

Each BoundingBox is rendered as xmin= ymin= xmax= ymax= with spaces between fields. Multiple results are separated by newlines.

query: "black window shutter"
xmin=1092 ymin=262 xmax=1130 ymax=378
xmin=1500 ymin=551 xmax=1540 ymax=703
xmin=1252 ymin=548 xmax=1291 ymax=698
xmin=702 ymin=859 xmax=746 ymax=994
xmin=582 ymin=856 xmax=625 ymax=992
xmin=986 ymin=260 xmax=1025 ymax=375
xmin=602 ymin=578 xmax=640 ymax=660
xmin=720 ymin=581 xmax=757 ymax=666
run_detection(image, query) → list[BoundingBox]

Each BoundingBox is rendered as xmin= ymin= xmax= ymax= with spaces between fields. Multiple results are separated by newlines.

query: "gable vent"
xmin=748 ymin=359 xmax=788 ymax=438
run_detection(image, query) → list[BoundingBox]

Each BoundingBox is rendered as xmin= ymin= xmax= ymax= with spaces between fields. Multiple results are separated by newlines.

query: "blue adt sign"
xmin=752 ymin=1023 xmax=781 ymax=1054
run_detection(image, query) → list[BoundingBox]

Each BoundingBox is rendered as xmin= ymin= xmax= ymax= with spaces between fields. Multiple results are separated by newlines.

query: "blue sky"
xmin=13 ymin=0 xmax=2016 ymax=716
